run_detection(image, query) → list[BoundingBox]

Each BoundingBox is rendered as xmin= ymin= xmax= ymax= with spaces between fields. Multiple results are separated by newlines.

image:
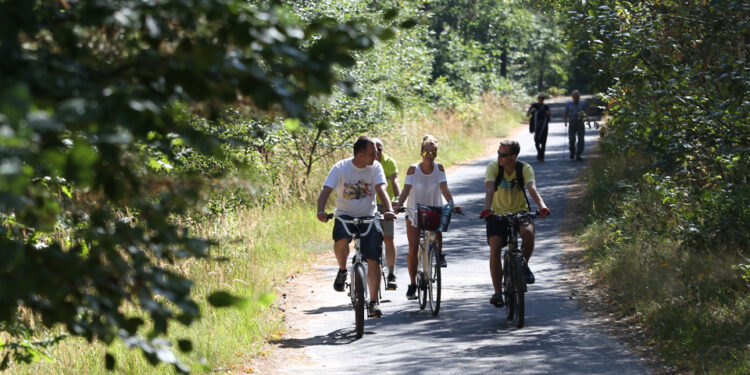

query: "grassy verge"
xmin=570 ymin=148 xmax=750 ymax=374
xmin=7 ymin=204 xmax=331 ymax=375
xmin=5 ymin=94 xmax=523 ymax=374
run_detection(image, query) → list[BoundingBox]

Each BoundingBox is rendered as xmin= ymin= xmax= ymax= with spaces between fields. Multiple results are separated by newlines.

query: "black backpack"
xmin=494 ymin=160 xmax=531 ymax=211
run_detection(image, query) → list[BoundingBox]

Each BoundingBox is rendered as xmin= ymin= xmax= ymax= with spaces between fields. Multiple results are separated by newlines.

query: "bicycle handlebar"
xmin=396 ymin=206 xmax=464 ymax=215
xmin=326 ymin=212 xmax=381 ymax=238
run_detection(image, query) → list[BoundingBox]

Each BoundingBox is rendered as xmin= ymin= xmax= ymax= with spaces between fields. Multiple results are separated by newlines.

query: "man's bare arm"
xmin=316 ymin=186 xmax=333 ymax=221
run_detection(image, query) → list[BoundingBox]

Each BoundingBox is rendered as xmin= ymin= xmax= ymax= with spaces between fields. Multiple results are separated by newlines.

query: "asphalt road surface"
xmin=269 ymin=100 xmax=649 ymax=374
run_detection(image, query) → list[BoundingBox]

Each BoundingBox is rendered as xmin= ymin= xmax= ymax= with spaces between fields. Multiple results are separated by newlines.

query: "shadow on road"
xmin=268 ymin=95 xmax=647 ymax=374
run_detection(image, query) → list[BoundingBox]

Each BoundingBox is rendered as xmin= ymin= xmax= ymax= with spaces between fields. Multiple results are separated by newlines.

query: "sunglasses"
xmin=421 ymin=150 xmax=438 ymax=157
xmin=498 ymin=152 xmax=515 ymax=158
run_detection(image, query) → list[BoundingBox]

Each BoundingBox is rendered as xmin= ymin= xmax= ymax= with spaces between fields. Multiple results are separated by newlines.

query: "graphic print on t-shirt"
xmin=498 ymin=175 xmax=521 ymax=190
xmin=343 ymin=179 xmax=373 ymax=200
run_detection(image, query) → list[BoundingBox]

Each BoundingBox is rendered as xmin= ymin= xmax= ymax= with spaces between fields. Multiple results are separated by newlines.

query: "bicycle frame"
xmin=401 ymin=205 xmax=439 ymax=280
xmin=487 ymin=211 xmax=538 ymax=328
xmin=330 ymin=213 xmax=381 ymax=312
xmin=400 ymin=204 xmax=454 ymax=315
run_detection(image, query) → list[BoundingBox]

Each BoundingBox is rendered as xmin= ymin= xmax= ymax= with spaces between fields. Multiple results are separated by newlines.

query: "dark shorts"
xmin=485 ymin=215 xmax=534 ymax=247
xmin=332 ymin=215 xmax=383 ymax=264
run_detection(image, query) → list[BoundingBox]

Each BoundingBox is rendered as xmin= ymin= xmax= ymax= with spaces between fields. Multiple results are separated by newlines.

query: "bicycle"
xmin=328 ymin=212 xmax=383 ymax=338
xmin=399 ymin=203 xmax=460 ymax=316
xmin=484 ymin=211 xmax=539 ymax=328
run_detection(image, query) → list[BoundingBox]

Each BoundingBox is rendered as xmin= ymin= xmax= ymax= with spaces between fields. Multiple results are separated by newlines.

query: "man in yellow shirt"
xmin=373 ymin=138 xmax=401 ymax=290
xmin=480 ymin=140 xmax=550 ymax=307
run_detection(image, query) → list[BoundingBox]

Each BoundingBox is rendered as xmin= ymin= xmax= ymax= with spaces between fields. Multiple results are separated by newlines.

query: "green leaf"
xmin=399 ymin=18 xmax=418 ymax=29
xmin=258 ymin=293 xmax=276 ymax=307
xmin=105 ymin=353 xmax=115 ymax=370
xmin=284 ymin=118 xmax=301 ymax=132
xmin=383 ymin=8 xmax=399 ymax=21
xmin=386 ymin=96 xmax=402 ymax=108
xmin=61 ymin=185 xmax=73 ymax=198
xmin=177 ymin=339 xmax=193 ymax=353
xmin=207 ymin=291 xmax=246 ymax=308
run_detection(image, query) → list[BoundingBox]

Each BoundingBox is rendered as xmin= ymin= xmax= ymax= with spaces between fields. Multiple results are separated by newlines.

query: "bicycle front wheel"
xmin=512 ymin=253 xmax=526 ymax=328
xmin=353 ymin=263 xmax=366 ymax=338
xmin=417 ymin=270 xmax=427 ymax=310
xmin=428 ymin=243 xmax=441 ymax=316
xmin=503 ymin=254 xmax=514 ymax=320
xmin=512 ymin=291 xmax=525 ymax=328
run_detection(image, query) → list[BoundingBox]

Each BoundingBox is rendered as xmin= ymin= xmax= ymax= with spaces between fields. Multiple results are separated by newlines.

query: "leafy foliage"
xmin=0 ymin=0 xmax=390 ymax=371
xmin=554 ymin=0 xmax=750 ymax=371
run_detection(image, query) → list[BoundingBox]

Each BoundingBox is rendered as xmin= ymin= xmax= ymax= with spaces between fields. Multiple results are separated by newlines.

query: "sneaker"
xmin=386 ymin=273 xmax=397 ymax=290
xmin=490 ymin=293 xmax=504 ymax=308
xmin=438 ymin=254 xmax=447 ymax=268
xmin=368 ymin=301 xmax=382 ymax=318
xmin=569 ymin=153 xmax=574 ymax=160
xmin=525 ymin=264 xmax=535 ymax=284
xmin=576 ymin=155 xmax=583 ymax=161
xmin=333 ymin=269 xmax=347 ymax=292
xmin=406 ymin=284 xmax=418 ymax=300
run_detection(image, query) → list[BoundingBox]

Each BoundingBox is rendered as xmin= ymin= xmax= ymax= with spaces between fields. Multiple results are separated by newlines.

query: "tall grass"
xmin=4 ymin=94 xmax=522 ymax=374
xmin=376 ymin=93 xmax=520 ymax=178
xmin=5 ymin=204 xmax=329 ymax=375
xmin=575 ymin=146 xmax=750 ymax=374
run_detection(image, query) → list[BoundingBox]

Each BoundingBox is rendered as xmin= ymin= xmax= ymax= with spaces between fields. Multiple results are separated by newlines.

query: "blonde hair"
xmin=421 ymin=134 xmax=438 ymax=151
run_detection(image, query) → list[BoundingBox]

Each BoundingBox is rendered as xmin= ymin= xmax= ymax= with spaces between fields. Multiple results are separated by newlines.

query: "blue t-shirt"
xmin=565 ymin=101 xmax=587 ymax=125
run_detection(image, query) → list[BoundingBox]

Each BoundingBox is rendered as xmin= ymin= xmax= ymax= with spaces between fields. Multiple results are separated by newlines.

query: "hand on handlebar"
xmin=383 ymin=211 xmax=397 ymax=221
xmin=538 ymin=207 xmax=550 ymax=218
xmin=317 ymin=212 xmax=329 ymax=223
xmin=454 ymin=206 xmax=464 ymax=215
xmin=479 ymin=209 xmax=492 ymax=219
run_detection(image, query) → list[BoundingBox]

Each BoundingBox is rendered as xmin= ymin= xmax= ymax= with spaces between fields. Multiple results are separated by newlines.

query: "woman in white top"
xmin=393 ymin=135 xmax=463 ymax=300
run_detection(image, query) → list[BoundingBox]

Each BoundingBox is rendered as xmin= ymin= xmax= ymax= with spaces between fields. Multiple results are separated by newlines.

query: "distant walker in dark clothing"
xmin=564 ymin=90 xmax=588 ymax=161
xmin=527 ymin=94 xmax=551 ymax=162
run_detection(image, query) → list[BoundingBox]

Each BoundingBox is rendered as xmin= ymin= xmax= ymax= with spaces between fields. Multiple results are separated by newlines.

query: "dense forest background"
xmin=1 ymin=0 xmax=747 ymax=373
xmin=551 ymin=0 xmax=750 ymax=373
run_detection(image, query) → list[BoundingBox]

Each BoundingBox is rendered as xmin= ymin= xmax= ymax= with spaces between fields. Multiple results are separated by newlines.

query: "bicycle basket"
xmin=417 ymin=206 xmax=441 ymax=231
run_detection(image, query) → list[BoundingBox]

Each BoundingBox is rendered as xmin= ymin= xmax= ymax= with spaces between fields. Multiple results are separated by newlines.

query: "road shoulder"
xmin=556 ymin=148 xmax=680 ymax=375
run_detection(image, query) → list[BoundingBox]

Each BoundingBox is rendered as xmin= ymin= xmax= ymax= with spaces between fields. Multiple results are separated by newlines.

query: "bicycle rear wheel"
xmin=353 ymin=263 xmax=366 ymax=338
xmin=428 ymin=243 xmax=441 ymax=316
xmin=504 ymin=288 xmax=514 ymax=320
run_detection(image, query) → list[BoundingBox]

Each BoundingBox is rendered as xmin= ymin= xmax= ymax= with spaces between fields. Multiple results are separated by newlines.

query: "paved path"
xmin=267 ymin=100 xmax=648 ymax=374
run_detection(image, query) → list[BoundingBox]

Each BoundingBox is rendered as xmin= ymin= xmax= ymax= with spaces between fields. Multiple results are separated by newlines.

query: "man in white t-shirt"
xmin=316 ymin=136 xmax=396 ymax=318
